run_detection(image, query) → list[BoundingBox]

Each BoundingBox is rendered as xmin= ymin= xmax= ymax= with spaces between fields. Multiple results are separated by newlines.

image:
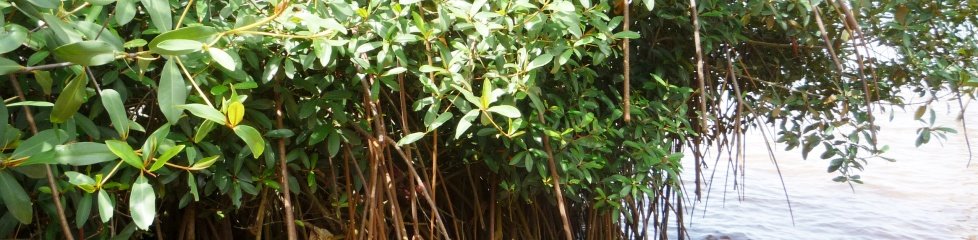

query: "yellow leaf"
xmin=226 ymin=101 xmax=244 ymax=127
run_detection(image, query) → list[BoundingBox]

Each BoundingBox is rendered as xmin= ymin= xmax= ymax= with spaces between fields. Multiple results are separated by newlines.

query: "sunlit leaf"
xmin=208 ymin=47 xmax=236 ymax=71
xmin=159 ymin=60 xmax=187 ymax=125
xmin=129 ymin=175 xmax=156 ymax=230
xmin=140 ymin=0 xmax=172 ymax=31
xmin=97 ymin=189 xmax=114 ymax=223
xmin=396 ymin=132 xmax=425 ymax=146
xmin=100 ymin=89 xmax=130 ymax=138
xmin=487 ymin=105 xmax=522 ymax=118
xmin=179 ymin=104 xmax=228 ymax=125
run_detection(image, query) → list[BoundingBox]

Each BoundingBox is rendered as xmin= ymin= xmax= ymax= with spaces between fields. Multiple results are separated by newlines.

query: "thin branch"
xmin=690 ymin=0 xmax=706 ymax=200
xmin=274 ymin=84 xmax=298 ymax=240
xmin=623 ymin=0 xmax=631 ymax=123
xmin=8 ymin=74 xmax=75 ymax=240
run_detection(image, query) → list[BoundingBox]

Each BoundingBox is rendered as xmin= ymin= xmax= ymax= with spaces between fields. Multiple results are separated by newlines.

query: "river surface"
xmin=676 ymin=103 xmax=978 ymax=240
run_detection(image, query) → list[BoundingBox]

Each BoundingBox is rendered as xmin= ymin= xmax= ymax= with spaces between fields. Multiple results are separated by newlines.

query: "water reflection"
xmin=676 ymin=104 xmax=978 ymax=240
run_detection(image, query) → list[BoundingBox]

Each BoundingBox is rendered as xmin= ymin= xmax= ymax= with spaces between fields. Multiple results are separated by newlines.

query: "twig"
xmin=622 ymin=0 xmax=631 ymax=123
xmin=8 ymin=74 xmax=75 ymax=240
xmin=536 ymin=108 xmax=574 ymax=239
xmin=274 ymin=84 xmax=298 ymax=240
xmin=689 ymin=0 xmax=706 ymax=200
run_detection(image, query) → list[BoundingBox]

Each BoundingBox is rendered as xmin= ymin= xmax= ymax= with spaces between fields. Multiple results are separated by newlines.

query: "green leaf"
xmin=233 ymin=125 xmax=264 ymax=158
xmin=149 ymin=26 xmax=218 ymax=52
xmin=123 ymin=39 xmax=147 ymax=49
xmin=396 ymin=132 xmax=425 ymax=146
xmin=154 ymin=39 xmax=203 ymax=55
xmin=87 ymin=0 xmax=116 ymax=5
xmin=115 ymin=0 xmax=137 ymax=25
xmin=0 ymin=24 xmax=28 ymax=54
xmin=54 ymin=142 xmax=117 ymax=166
xmin=33 ymin=71 xmax=54 ymax=95
xmin=455 ymin=109 xmax=480 ymax=139
xmin=187 ymin=173 xmax=199 ymax=201
xmin=97 ymin=189 xmax=114 ymax=223
xmin=194 ymin=121 xmax=216 ymax=143
xmin=100 ymin=89 xmax=130 ymax=138
xmin=51 ymin=73 xmax=89 ymax=123
xmin=75 ymin=193 xmax=93 ymax=228
xmin=527 ymin=53 xmax=553 ymax=71
xmin=149 ymin=145 xmax=184 ymax=172
xmin=0 ymin=57 xmax=23 ymax=75
xmin=27 ymin=0 xmax=58 ymax=8
xmin=53 ymin=41 xmax=119 ymax=66
xmin=643 ymin=0 xmax=655 ymax=11
xmin=106 ymin=140 xmax=144 ymax=169
xmin=140 ymin=124 xmax=170 ymax=162
xmin=0 ymin=171 xmax=32 ymax=224
xmin=0 ymin=100 xmax=6 ymax=143
xmin=487 ymin=105 xmax=522 ymax=118
xmin=12 ymin=129 xmax=68 ymax=159
xmin=481 ymin=78 xmax=492 ymax=109
xmin=129 ymin=175 xmax=156 ymax=230
xmin=327 ymin=132 xmax=341 ymax=158
xmin=429 ymin=112 xmax=454 ymax=130
xmin=189 ymin=155 xmax=219 ymax=170
xmin=6 ymin=101 xmax=54 ymax=107
xmin=207 ymin=48 xmax=236 ymax=71
xmin=41 ymin=13 xmax=82 ymax=44
xmin=178 ymin=104 xmax=227 ymax=125
xmin=265 ymin=129 xmax=295 ymax=138
xmin=613 ymin=31 xmax=641 ymax=39
xmin=159 ymin=59 xmax=187 ymax=125
xmin=140 ymin=0 xmax=172 ymax=31
xmin=65 ymin=171 xmax=97 ymax=188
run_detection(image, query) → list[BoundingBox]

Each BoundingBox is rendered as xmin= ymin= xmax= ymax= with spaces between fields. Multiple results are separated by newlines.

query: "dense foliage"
xmin=0 ymin=0 xmax=974 ymax=239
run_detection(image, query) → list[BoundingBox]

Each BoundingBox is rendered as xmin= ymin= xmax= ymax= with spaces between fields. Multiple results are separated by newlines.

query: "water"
xmin=678 ymin=103 xmax=978 ymax=240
